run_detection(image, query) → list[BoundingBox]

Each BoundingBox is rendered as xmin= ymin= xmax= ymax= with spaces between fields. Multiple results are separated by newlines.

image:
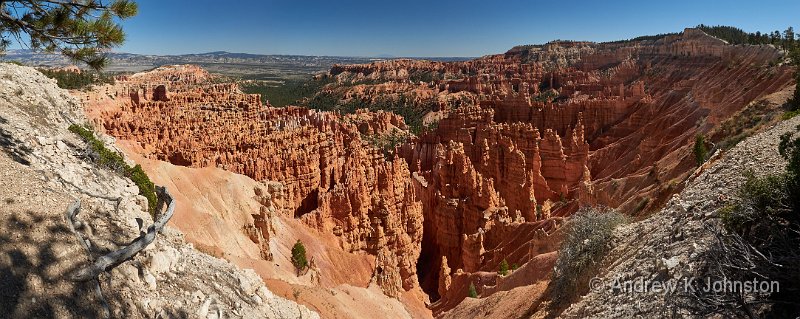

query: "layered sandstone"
xmin=82 ymin=28 xmax=795 ymax=317
xmin=321 ymin=28 xmax=794 ymax=309
xmin=86 ymin=65 xmax=424 ymax=299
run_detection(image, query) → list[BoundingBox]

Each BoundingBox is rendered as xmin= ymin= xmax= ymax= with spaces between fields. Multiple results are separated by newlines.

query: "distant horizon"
xmin=5 ymin=23 xmax=796 ymax=61
xmin=110 ymin=27 xmax=799 ymax=58
xmin=120 ymin=50 xmax=479 ymax=59
xmin=5 ymin=48 xmax=478 ymax=59
xmin=104 ymin=0 xmax=799 ymax=57
xmin=113 ymin=26 xmax=797 ymax=58
xmin=82 ymin=24 xmax=800 ymax=59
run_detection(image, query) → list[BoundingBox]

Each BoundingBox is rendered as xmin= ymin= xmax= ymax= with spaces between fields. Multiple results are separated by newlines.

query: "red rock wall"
xmin=90 ymin=66 xmax=424 ymax=297
xmin=332 ymin=28 xmax=794 ymax=304
xmin=86 ymin=29 xmax=795 ymax=310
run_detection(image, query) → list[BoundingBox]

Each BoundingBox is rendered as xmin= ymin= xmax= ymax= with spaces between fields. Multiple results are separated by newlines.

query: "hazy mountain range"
xmin=1 ymin=49 xmax=472 ymax=79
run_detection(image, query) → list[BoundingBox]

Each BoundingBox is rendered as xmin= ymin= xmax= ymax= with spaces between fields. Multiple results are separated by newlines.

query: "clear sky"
xmin=117 ymin=0 xmax=800 ymax=57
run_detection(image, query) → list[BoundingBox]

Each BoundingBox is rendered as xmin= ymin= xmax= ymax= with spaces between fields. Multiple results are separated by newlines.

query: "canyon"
xmin=80 ymin=28 xmax=794 ymax=317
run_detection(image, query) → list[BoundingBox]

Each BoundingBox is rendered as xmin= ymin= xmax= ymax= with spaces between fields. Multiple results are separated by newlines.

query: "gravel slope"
xmin=0 ymin=63 xmax=319 ymax=318
xmin=559 ymin=115 xmax=800 ymax=318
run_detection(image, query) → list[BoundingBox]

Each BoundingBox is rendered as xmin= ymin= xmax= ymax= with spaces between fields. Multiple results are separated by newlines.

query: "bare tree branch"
xmin=71 ymin=186 xmax=175 ymax=282
xmin=64 ymin=200 xmax=111 ymax=318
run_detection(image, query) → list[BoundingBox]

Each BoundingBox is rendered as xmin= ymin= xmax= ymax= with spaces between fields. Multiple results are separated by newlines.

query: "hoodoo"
xmin=78 ymin=27 xmax=795 ymax=317
xmin=3 ymin=3 xmax=799 ymax=316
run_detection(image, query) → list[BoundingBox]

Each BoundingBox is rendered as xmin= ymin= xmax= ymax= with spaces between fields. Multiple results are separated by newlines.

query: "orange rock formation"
xmin=325 ymin=28 xmax=794 ymax=307
xmin=83 ymin=28 xmax=795 ymax=316
xmin=88 ymin=65 xmax=424 ymax=298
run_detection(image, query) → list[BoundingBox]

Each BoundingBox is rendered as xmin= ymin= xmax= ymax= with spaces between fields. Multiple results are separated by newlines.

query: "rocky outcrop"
xmin=81 ymin=27 xmax=795 ymax=316
xmin=330 ymin=28 xmax=791 ymax=220
xmin=0 ymin=63 xmax=318 ymax=319
xmin=326 ymin=28 xmax=794 ymax=308
xmin=86 ymin=65 xmax=424 ymax=297
xmin=558 ymin=108 xmax=800 ymax=319
xmin=437 ymin=256 xmax=452 ymax=298
xmin=113 ymin=139 xmax=430 ymax=319
xmin=345 ymin=109 xmax=409 ymax=135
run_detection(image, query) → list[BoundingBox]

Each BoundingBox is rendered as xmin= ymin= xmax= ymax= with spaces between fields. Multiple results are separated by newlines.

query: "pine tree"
xmin=0 ymin=0 xmax=138 ymax=69
xmin=498 ymin=259 xmax=510 ymax=276
xmin=785 ymin=26 xmax=795 ymax=50
xmin=694 ymin=134 xmax=709 ymax=166
xmin=753 ymin=31 xmax=762 ymax=45
xmin=291 ymin=240 xmax=308 ymax=274
xmin=468 ymin=282 xmax=478 ymax=298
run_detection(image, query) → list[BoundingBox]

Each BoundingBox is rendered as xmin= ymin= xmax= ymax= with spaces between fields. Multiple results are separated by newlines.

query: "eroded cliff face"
xmin=320 ymin=28 xmax=794 ymax=310
xmin=84 ymin=65 xmax=424 ymax=300
xmin=82 ymin=28 xmax=795 ymax=317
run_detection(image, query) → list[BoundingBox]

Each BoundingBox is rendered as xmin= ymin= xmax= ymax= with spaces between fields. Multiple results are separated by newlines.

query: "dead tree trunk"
xmin=68 ymin=186 xmax=175 ymax=282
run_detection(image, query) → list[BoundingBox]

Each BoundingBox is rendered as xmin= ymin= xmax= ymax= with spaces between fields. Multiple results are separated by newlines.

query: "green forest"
xmin=240 ymin=78 xmax=333 ymax=107
xmin=697 ymin=24 xmax=796 ymax=49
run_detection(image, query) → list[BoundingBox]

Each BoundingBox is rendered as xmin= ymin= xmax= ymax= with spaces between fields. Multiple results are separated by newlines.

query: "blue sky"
xmin=117 ymin=0 xmax=800 ymax=57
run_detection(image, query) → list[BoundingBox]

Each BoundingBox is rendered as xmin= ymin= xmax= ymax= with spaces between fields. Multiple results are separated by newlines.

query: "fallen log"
xmin=70 ymin=186 xmax=175 ymax=282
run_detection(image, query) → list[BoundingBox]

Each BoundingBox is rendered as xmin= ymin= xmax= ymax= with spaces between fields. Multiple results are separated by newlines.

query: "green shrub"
xmin=722 ymin=171 xmax=789 ymax=233
xmin=726 ymin=129 xmax=800 ymax=225
xmin=364 ymin=129 xmax=407 ymax=161
xmin=126 ymin=164 xmax=157 ymax=214
xmin=702 ymin=126 xmax=800 ymax=317
xmin=68 ymin=124 xmax=157 ymax=215
xmin=498 ymin=259 xmax=510 ymax=276
xmin=291 ymin=240 xmax=308 ymax=273
xmin=532 ymin=89 xmax=558 ymax=103
xmin=39 ymin=69 xmax=114 ymax=90
xmin=694 ymin=134 xmax=709 ymax=166
xmin=423 ymin=119 xmax=439 ymax=133
xmin=780 ymin=127 xmax=800 ymax=176
xmin=551 ymin=207 xmax=627 ymax=301
xmin=717 ymin=204 xmax=737 ymax=229
xmin=468 ymin=282 xmax=478 ymax=298
xmin=69 ymin=124 xmax=126 ymax=170
xmin=783 ymin=110 xmax=800 ymax=120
